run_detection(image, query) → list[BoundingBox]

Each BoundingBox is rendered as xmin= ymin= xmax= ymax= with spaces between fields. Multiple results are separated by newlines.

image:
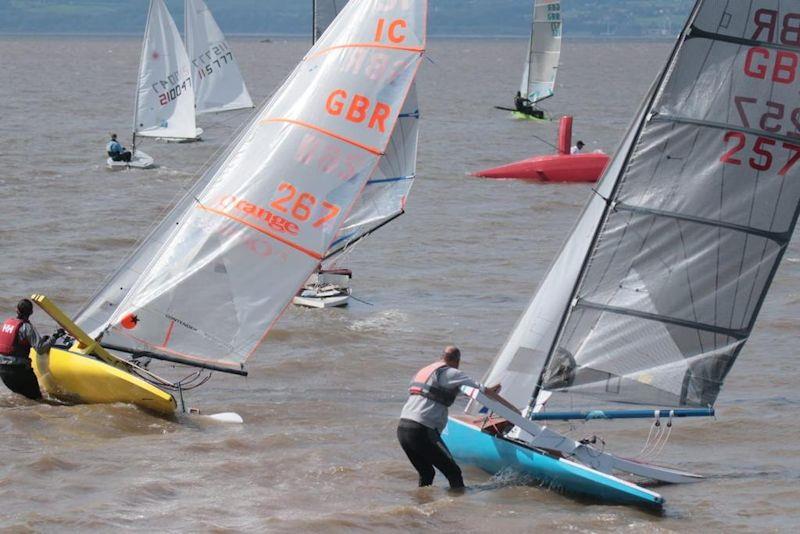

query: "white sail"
xmin=520 ymin=0 xmax=561 ymax=104
xmin=185 ymin=0 xmax=254 ymax=114
xmin=487 ymin=0 xmax=800 ymax=411
xmin=329 ymin=84 xmax=419 ymax=257
xmin=78 ymin=0 xmax=427 ymax=372
xmin=135 ymin=0 xmax=198 ymax=140
xmin=313 ymin=0 xmax=349 ymax=43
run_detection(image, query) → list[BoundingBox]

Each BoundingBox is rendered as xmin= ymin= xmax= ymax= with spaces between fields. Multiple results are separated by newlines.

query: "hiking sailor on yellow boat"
xmin=0 ymin=299 xmax=54 ymax=400
xmin=26 ymin=0 xmax=429 ymax=418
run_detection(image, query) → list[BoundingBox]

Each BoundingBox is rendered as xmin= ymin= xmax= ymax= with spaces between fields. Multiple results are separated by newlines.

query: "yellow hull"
xmin=31 ymin=347 xmax=177 ymax=416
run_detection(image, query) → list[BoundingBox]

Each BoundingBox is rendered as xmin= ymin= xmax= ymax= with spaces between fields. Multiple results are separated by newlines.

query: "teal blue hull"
xmin=442 ymin=417 xmax=664 ymax=509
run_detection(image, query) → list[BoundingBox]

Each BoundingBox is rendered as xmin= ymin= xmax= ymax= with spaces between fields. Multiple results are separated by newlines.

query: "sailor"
xmin=0 ymin=299 xmax=54 ymax=399
xmin=514 ymin=91 xmax=545 ymax=120
xmin=107 ymin=133 xmax=132 ymax=163
xmin=570 ymin=140 xmax=585 ymax=154
xmin=397 ymin=346 xmax=509 ymax=490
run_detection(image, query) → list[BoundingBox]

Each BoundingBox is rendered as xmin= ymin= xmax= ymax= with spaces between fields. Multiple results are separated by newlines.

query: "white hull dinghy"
xmin=293 ymin=269 xmax=352 ymax=309
xmin=106 ymin=150 xmax=155 ymax=170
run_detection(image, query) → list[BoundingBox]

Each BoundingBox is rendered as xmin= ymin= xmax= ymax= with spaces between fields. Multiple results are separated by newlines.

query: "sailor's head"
xmin=442 ymin=345 xmax=461 ymax=368
xmin=515 ymin=91 xmax=522 ymax=98
xmin=576 ymin=140 xmax=585 ymax=149
xmin=16 ymin=299 xmax=33 ymax=320
xmin=110 ymin=133 xmax=118 ymax=140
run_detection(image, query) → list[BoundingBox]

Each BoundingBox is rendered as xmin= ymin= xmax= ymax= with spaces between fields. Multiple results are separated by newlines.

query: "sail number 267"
xmin=270 ymin=182 xmax=341 ymax=228
xmin=721 ymin=131 xmax=800 ymax=176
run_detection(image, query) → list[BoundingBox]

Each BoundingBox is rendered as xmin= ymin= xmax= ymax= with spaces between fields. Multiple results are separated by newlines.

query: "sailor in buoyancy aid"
xmin=0 ymin=299 xmax=54 ymax=399
xmin=107 ymin=133 xmax=132 ymax=163
xmin=514 ymin=91 xmax=545 ymax=120
xmin=397 ymin=346 xmax=508 ymax=489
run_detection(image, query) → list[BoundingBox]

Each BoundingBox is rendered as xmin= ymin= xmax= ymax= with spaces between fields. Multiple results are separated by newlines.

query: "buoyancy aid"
xmin=0 ymin=318 xmax=30 ymax=358
xmin=409 ymin=362 xmax=458 ymax=407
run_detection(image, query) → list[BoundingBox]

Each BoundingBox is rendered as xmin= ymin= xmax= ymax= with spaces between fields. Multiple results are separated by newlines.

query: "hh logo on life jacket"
xmin=2 ymin=324 xmax=15 ymax=334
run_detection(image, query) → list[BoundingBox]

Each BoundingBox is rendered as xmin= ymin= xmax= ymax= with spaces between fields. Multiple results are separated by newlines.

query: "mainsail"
xmin=135 ymin=0 xmax=198 ymax=140
xmin=484 ymin=0 xmax=800 ymax=411
xmin=520 ymin=0 xmax=561 ymax=104
xmin=77 ymin=0 xmax=427 ymax=372
xmin=185 ymin=0 xmax=254 ymax=114
xmin=313 ymin=0 xmax=419 ymax=260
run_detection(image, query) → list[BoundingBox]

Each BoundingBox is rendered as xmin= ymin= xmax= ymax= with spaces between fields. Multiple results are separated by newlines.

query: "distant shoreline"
xmin=0 ymin=31 xmax=677 ymax=41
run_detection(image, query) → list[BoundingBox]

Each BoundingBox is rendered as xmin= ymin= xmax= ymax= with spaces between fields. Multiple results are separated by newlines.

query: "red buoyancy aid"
xmin=0 ymin=318 xmax=30 ymax=358
xmin=409 ymin=362 xmax=458 ymax=407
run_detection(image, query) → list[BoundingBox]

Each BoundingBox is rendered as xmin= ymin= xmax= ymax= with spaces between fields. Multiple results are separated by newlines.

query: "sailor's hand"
xmin=487 ymin=384 xmax=502 ymax=394
xmin=54 ymin=328 xmax=66 ymax=339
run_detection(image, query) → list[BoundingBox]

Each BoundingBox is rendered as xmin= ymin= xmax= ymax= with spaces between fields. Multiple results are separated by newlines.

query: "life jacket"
xmin=0 ymin=318 xmax=30 ymax=358
xmin=408 ymin=362 xmax=457 ymax=407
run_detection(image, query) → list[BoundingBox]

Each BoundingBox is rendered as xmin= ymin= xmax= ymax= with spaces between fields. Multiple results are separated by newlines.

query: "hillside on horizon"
xmin=0 ymin=0 xmax=694 ymax=37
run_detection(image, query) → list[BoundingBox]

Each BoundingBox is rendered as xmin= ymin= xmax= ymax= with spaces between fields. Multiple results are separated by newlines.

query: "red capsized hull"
xmin=474 ymin=152 xmax=610 ymax=183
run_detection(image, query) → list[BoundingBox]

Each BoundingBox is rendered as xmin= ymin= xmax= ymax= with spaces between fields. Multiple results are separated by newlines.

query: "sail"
xmin=185 ymin=0 xmax=254 ymax=114
xmin=490 ymin=0 xmax=800 ymax=410
xmin=327 ymin=84 xmax=419 ymax=257
xmin=135 ymin=0 xmax=198 ymax=139
xmin=77 ymin=0 xmax=427 ymax=372
xmin=312 ymin=0 xmax=419 ymax=260
xmin=520 ymin=0 xmax=561 ymax=104
xmin=313 ymin=0 xmax=349 ymax=43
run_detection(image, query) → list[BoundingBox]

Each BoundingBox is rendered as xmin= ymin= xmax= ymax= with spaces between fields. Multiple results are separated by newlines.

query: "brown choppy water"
xmin=1 ymin=36 xmax=799 ymax=532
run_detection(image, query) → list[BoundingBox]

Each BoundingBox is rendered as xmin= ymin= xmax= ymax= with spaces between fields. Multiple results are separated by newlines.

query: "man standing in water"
xmin=397 ymin=346 xmax=513 ymax=490
xmin=106 ymin=133 xmax=132 ymax=163
xmin=0 ymin=299 xmax=54 ymax=399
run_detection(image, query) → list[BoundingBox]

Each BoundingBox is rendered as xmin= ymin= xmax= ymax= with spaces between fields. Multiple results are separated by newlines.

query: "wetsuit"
xmin=397 ymin=363 xmax=483 ymax=489
xmin=0 ymin=318 xmax=49 ymax=399
xmin=514 ymin=95 xmax=545 ymax=119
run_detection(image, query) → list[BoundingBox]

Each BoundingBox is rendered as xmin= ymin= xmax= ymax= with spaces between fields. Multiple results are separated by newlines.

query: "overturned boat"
xmin=473 ymin=116 xmax=609 ymax=182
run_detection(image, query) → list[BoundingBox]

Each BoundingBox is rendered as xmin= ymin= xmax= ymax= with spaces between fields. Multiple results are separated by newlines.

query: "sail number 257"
xmin=721 ymin=131 xmax=800 ymax=176
xmin=270 ymin=182 xmax=340 ymax=228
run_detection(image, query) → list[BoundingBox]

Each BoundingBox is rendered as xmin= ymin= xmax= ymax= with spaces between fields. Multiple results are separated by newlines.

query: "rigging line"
xmin=613 ymin=203 xmax=790 ymax=244
xmin=576 ymin=299 xmax=749 ymax=339
xmin=652 ymin=114 xmax=800 ymax=146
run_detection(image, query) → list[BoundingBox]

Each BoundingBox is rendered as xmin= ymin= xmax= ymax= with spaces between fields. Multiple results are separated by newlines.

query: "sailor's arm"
xmin=19 ymin=323 xmax=54 ymax=353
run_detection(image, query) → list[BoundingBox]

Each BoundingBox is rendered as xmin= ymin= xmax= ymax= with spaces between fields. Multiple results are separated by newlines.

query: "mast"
xmin=132 ymin=0 xmax=155 ymax=156
xmin=527 ymin=0 xmax=705 ymax=411
xmin=312 ymin=0 xmax=317 ymax=44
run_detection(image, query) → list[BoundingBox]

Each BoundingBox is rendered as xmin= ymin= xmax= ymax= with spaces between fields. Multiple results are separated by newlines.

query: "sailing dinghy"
xmin=502 ymin=0 xmax=561 ymax=121
xmin=37 ymin=0 xmax=427 ymax=416
xmin=185 ymin=0 xmax=254 ymax=115
xmin=446 ymin=0 xmax=800 ymax=508
xmin=294 ymin=0 xmax=420 ymax=308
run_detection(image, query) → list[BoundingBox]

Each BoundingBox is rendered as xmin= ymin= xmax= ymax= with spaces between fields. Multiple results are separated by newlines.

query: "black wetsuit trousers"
xmin=397 ymin=418 xmax=464 ymax=489
xmin=0 ymin=357 xmax=42 ymax=400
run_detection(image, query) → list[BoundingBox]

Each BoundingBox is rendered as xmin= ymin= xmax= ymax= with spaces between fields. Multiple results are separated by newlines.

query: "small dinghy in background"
xmin=293 ymin=269 xmax=352 ymax=309
xmin=500 ymin=0 xmax=562 ymax=121
xmin=473 ymin=116 xmax=608 ymax=182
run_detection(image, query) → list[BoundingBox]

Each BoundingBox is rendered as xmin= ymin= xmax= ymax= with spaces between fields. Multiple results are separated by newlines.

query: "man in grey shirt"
xmin=397 ymin=346 xmax=511 ymax=489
